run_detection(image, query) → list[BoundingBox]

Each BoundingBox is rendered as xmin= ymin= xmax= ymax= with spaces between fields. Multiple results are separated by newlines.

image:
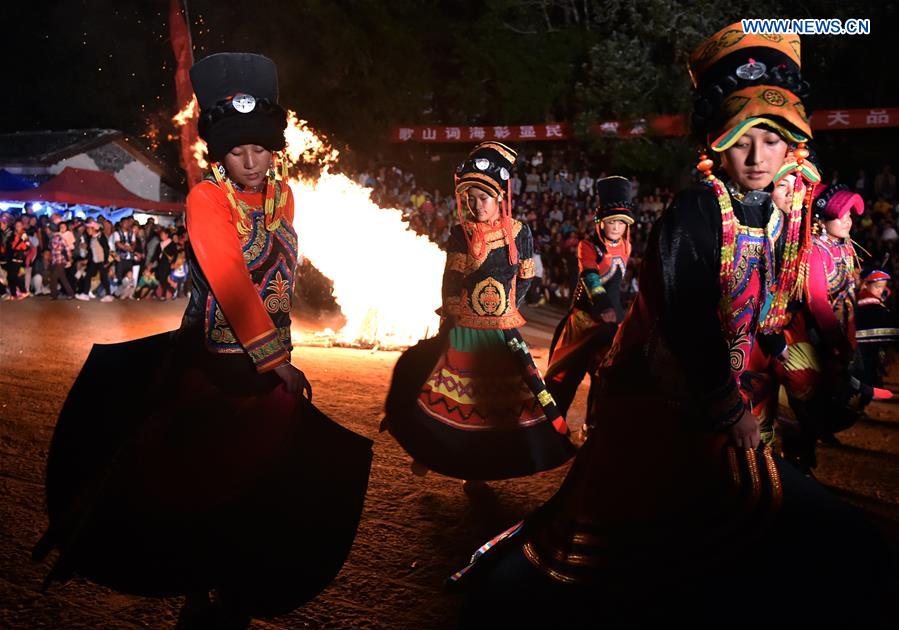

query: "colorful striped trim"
xmin=597 ymin=212 xmax=635 ymax=225
xmin=712 ymin=116 xmax=807 ymax=152
xmin=856 ymin=327 xmax=899 ymax=340
xmin=246 ymin=329 xmax=288 ymax=371
xmin=474 ymin=141 xmax=517 ymax=164
xmin=455 ymin=172 xmax=502 ymax=196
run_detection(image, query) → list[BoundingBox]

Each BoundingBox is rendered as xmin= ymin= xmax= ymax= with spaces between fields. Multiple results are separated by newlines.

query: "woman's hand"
xmin=728 ymin=409 xmax=761 ymax=450
xmin=599 ymin=309 xmax=617 ymax=323
xmin=274 ymin=362 xmax=313 ymax=400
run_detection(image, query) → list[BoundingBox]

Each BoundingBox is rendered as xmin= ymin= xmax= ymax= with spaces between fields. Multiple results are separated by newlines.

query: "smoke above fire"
xmin=173 ymin=98 xmax=443 ymax=347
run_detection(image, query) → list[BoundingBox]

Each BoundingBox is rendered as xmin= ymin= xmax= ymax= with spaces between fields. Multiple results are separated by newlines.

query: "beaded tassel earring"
xmin=698 ymin=148 xmax=738 ymax=318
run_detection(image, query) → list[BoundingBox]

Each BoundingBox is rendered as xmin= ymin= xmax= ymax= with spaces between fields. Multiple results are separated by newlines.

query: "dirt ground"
xmin=1 ymin=298 xmax=897 ymax=629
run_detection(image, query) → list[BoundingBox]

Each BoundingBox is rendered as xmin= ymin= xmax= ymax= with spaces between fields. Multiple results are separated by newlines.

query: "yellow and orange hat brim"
xmin=710 ymin=85 xmax=812 ymax=151
xmin=597 ymin=213 xmax=635 ymax=226
xmin=774 ymin=156 xmax=821 ymax=185
xmin=688 ymin=23 xmax=801 ymax=88
xmin=455 ymin=173 xmax=503 ymax=197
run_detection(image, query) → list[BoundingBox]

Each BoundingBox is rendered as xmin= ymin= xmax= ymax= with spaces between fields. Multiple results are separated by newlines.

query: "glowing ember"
xmin=283 ymin=110 xmax=340 ymax=169
xmin=172 ymin=96 xmax=198 ymax=127
xmin=192 ymin=138 xmax=209 ymax=170
xmin=177 ymin=101 xmax=445 ymax=348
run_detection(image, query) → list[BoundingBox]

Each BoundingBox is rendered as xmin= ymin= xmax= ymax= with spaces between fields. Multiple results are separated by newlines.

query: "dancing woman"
xmin=382 ymin=141 xmax=573 ymax=486
xmin=34 ymin=53 xmax=372 ymax=627
xmin=545 ymin=175 xmax=634 ymax=418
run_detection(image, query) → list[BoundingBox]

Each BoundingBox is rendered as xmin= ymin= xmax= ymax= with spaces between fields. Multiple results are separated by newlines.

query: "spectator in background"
xmin=578 ymin=170 xmax=594 ymax=198
xmin=111 ymin=216 xmax=137 ymax=281
xmin=154 ymin=228 xmax=177 ymax=301
xmin=875 ymin=164 xmax=896 ymax=201
xmin=81 ymin=220 xmax=114 ymax=301
xmin=881 ymin=221 xmax=898 ymax=247
xmin=144 ymin=222 xmax=160 ymax=273
xmin=855 ymin=169 xmax=868 ymax=197
xmin=32 ymin=249 xmax=51 ymax=295
xmin=168 ymin=252 xmax=188 ymax=298
xmin=5 ymin=219 xmax=33 ymax=299
xmin=135 ymin=266 xmax=159 ymax=300
xmin=526 ymin=167 xmax=541 ymax=193
xmin=511 ymin=171 xmax=522 ymax=197
xmin=116 ymin=269 xmax=136 ymax=300
xmin=48 ymin=224 xmax=75 ymax=300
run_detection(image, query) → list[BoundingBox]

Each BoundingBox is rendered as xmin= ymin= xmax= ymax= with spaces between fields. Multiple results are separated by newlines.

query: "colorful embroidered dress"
xmin=383 ymin=219 xmax=574 ymax=480
xmin=182 ymin=176 xmax=298 ymax=371
xmin=383 ymin=141 xmax=574 ymax=481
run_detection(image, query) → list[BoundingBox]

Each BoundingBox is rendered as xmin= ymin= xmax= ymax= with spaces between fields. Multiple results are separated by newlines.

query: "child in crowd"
xmin=116 ymin=269 xmax=136 ymax=300
xmin=135 ymin=266 xmax=159 ymax=300
xmin=168 ymin=254 xmax=188 ymax=298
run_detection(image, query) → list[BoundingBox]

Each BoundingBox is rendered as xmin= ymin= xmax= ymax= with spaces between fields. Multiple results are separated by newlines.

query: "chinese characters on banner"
xmin=811 ymin=108 xmax=898 ymax=130
xmin=392 ymin=123 xmax=574 ymax=143
xmin=390 ymin=109 xmax=899 ymax=143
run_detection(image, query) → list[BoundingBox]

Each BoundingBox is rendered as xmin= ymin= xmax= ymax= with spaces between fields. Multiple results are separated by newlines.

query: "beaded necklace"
xmin=697 ymin=147 xmax=814 ymax=334
xmin=210 ymin=151 xmax=289 ymax=237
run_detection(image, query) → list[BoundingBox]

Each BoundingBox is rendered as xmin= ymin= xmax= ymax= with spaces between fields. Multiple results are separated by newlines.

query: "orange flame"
xmin=192 ymin=138 xmax=209 ymax=170
xmin=172 ymin=96 xmax=198 ymax=127
xmin=288 ymin=173 xmax=443 ymax=347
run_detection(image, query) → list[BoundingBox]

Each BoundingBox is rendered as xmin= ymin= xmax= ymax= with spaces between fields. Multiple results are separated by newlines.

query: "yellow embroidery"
xmin=519 ymin=258 xmax=536 ymax=279
xmin=471 ymin=277 xmax=508 ymax=317
xmin=264 ymin=271 xmax=292 ymax=313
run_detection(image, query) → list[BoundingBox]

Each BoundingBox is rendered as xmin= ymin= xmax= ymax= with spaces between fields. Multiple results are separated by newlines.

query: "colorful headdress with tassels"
xmin=688 ymin=23 xmax=811 ymax=151
xmin=454 ymin=141 xmax=519 ymax=265
xmin=691 ymin=23 xmax=815 ymax=334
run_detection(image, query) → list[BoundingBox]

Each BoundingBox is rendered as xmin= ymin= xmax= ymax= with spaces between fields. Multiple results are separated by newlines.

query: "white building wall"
xmin=48 ymin=148 xmax=162 ymax=201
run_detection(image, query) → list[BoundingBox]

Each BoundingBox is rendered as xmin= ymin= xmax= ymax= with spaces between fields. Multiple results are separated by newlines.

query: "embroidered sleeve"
xmin=186 ymin=182 xmax=289 ymax=372
xmin=514 ymin=223 xmax=534 ymax=306
xmin=442 ymin=225 xmax=467 ymax=316
xmin=807 ymin=244 xmax=852 ymax=362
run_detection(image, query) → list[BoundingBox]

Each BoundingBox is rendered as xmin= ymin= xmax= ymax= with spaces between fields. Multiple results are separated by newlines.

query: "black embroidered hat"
xmin=189 ymin=52 xmax=288 ymax=162
xmin=454 ymin=142 xmax=518 ymax=197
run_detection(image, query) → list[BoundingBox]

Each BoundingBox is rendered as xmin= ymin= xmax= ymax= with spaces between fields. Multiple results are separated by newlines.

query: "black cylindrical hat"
xmin=189 ymin=52 xmax=288 ymax=161
xmin=595 ymin=176 xmax=635 ymax=224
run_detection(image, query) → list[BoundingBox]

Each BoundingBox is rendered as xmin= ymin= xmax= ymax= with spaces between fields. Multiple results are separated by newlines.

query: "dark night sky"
xmin=5 ymin=1 xmax=899 ymax=182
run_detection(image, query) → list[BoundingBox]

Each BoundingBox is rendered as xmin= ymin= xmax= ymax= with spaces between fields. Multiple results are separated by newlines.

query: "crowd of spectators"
xmin=2 ymin=159 xmax=895 ymax=315
xmin=355 ymin=151 xmax=674 ymax=306
xmin=0 ymin=210 xmax=187 ymax=302
xmin=360 ymin=154 xmax=899 ymax=310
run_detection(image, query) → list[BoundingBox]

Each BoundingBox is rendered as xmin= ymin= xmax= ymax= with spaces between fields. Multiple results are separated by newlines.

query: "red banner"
xmin=169 ymin=0 xmax=201 ymax=188
xmin=391 ymin=108 xmax=899 ymax=143
xmin=810 ymin=108 xmax=899 ymax=131
xmin=391 ymin=123 xmax=574 ymax=143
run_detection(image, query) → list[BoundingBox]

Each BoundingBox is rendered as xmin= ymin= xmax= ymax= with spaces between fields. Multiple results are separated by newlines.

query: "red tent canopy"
xmin=0 ymin=167 xmax=184 ymax=214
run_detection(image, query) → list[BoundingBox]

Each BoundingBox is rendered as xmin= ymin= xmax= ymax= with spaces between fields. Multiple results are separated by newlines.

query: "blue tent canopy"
xmin=0 ymin=169 xmax=37 ymax=192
